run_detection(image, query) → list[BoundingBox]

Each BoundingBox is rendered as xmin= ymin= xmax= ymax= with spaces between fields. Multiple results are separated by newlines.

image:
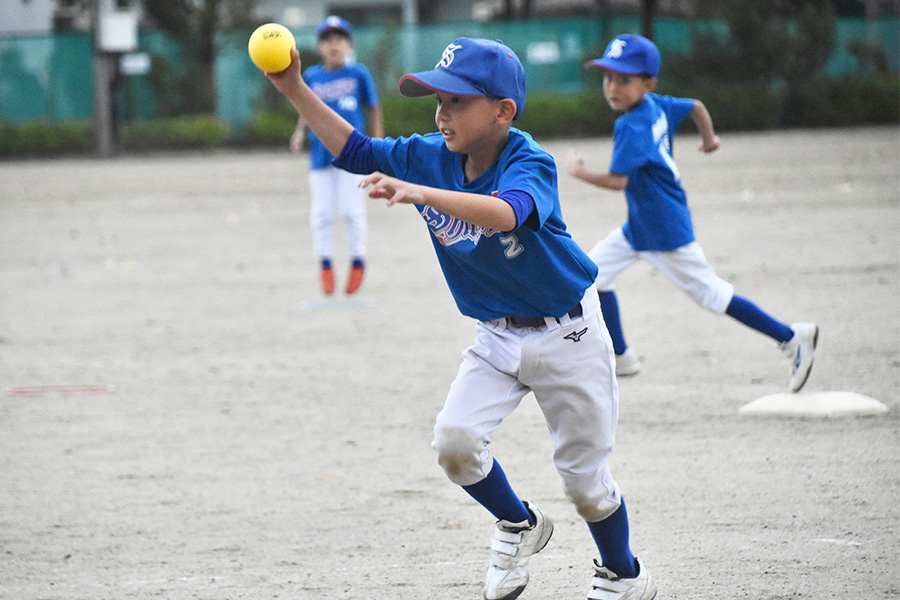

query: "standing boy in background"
xmin=266 ymin=38 xmax=658 ymax=600
xmin=290 ymin=16 xmax=383 ymax=295
xmin=569 ymin=34 xmax=818 ymax=392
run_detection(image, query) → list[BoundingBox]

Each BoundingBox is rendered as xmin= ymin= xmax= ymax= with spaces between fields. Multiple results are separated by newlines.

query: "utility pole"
xmin=92 ymin=0 xmax=139 ymax=157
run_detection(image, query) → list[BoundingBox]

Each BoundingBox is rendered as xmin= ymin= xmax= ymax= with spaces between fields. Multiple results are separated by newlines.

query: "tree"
xmin=641 ymin=0 xmax=658 ymax=40
xmin=141 ymin=0 xmax=258 ymax=114
xmin=673 ymin=0 xmax=837 ymax=84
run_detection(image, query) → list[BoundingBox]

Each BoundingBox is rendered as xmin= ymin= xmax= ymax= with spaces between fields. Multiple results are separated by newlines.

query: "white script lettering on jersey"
xmin=607 ymin=39 xmax=627 ymax=58
xmin=311 ymin=78 xmax=359 ymax=104
xmin=419 ymin=206 xmax=504 ymax=248
xmin=652 ymin=112 xmax=681 ymax=181
xmin=437 ymin=43 xmax=464 ymax=69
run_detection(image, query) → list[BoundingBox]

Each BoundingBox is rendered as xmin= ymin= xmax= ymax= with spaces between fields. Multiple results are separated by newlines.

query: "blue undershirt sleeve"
xmin=332 ymin=129 xmax=379 ymax=175
xmin=499 ymin=190 xmax=536 ymax=231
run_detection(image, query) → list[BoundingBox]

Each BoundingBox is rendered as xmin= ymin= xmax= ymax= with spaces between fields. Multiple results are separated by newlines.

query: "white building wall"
xmin=0 ymin=0 xmax=56 ymax=34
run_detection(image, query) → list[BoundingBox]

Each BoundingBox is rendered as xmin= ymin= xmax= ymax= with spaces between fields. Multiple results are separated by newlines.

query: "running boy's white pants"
xmin=590 ymin=226 xmax=734 ymax=313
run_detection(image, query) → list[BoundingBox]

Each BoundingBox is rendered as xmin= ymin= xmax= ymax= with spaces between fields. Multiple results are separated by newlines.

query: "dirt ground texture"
xmin=1 ymin=126 xmax=898 ymax=600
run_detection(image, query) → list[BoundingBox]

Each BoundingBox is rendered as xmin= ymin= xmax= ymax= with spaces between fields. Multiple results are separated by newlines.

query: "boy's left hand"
xmin=361 ymin=172 xmax=425 ymax=206
xmin=266 ymin=48 xmax=303 ymax=97
xmin=567 ymin=152 xmax=585 ymax=177
xmin=700 ymin=136 xmax=720 ymax=153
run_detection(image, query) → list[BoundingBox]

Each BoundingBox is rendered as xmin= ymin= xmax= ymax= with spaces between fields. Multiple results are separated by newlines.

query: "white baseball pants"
xmin=308 ymin=166 xmax=367 ymax=259
xmin=590 ymin=227 xmax=734 ymax=314
xmin=432 ymin=289 xmax=624 ymax=523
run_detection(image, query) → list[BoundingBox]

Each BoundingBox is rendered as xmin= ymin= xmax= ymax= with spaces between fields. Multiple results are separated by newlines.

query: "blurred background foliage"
xmin=1 ymin=0 xmax=896 ymax=155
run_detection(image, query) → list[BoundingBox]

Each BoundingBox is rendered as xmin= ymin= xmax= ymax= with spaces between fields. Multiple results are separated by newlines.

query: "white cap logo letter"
xmin=437 ymin=43 xmax=463 ymax=68
xmin=607 ymin=39 xmax=626 ymax=58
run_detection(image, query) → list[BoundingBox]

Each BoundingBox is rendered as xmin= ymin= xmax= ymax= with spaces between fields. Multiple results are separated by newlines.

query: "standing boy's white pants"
xmin=590 ymin=226 xmax=734 ymax=314
xmin=308 ymin=166 xmax=367 ymax=260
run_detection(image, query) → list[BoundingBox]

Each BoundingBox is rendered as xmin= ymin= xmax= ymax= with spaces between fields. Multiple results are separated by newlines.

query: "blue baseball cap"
xmin=588 ymin=34 xmax=660 ymax=77
xmin=398 ymin=38 xmax=527 ymax=120
xmin=316 ymin=16 xmax=352 ymax=39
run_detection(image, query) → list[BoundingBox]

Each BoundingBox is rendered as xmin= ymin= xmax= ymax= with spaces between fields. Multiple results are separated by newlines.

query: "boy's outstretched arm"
xmin=691 ymin=99 xmax=720 ymax=153
xmin=567 ymin=153 xmax=628 ymax=191
xmin=267 ymin=48 xmax=355 ymax=158
xmin=361 ymin=172 xmax=518 ymax=232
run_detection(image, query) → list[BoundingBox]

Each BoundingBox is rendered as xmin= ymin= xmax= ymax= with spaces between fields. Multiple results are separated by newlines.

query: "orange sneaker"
xmin=320 ymin=267 xmax=335 ymax=295
xmin=345 ymin=265 xmax=364 ymax=295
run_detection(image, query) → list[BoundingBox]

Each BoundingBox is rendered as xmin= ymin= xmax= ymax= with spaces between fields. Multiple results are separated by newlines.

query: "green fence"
xmin=1 ymin=16 xmax=897 ymax=129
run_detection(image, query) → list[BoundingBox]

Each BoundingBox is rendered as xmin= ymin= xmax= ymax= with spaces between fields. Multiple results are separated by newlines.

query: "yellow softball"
xmin=248 ymin=23 xmax=296 ymax=73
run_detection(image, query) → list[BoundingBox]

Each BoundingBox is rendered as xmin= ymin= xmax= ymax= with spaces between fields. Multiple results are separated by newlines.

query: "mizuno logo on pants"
xmin=564 ymin=327 xmax=588 ymax=343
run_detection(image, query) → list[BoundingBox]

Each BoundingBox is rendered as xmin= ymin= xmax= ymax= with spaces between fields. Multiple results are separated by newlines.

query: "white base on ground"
xmin=739 ymin=391 xmax=889 ymax=418
xmin=297 ymin=299 xmax=375 ymax=309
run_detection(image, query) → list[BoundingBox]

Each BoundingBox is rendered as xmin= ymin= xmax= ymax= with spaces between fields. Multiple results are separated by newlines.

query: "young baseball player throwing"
xmin=569 ymin=34 xmax=818 ymax=393
xmin=290 ymin=16 xmax=383 ymax=295
xmin=265 ymin=38 xmax=657 ymax=600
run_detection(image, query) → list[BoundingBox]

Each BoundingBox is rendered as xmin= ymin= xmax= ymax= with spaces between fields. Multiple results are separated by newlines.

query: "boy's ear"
xmin=496 ymin=98 xmax=517 ymax=124
xmin=645 ymin=77 xmax=658 ymax=92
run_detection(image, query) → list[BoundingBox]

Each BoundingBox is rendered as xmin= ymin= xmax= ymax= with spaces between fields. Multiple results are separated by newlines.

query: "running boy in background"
xmin=568 ymin=33 xmax=818 ymax=393
xmin=266 ymin=38 xmax=657 ymax=600
xmin=290 ymin=16 xmax=383 ymax=295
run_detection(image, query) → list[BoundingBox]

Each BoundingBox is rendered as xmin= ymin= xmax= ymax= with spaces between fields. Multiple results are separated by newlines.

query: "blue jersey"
xmin=610 ymin=93 xmax=696 ymax=251
xmin=303 ymin=63 xmax=379 ymax=170
xmin=369 ymin=129 xmax=597 ymax=321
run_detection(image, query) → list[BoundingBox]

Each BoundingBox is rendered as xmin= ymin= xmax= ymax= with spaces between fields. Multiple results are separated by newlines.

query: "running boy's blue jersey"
xmin=610 ymin=93 xmax=696 ymax=251
xmin=304 ymin=63 xmax=379 ymax=170
xmin=371 ymin=128 xmax=598 ymax=321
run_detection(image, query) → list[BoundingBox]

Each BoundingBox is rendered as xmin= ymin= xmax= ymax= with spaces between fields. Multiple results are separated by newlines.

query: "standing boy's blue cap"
xmin=588 ymin=34 xmax=660 ymax=77
xmin=398 ymin=38 xmax=527 ymax=120
xmin=316 ymin=16 xmax=352 ymax=39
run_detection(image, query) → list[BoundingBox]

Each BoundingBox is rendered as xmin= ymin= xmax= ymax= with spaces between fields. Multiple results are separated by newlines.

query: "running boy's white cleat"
xmin=615 ymin=348 xmax=641 ymax=377
xmin=780 ymin=322 xmax=819 ymax=393
xmin=588 ymin=558 xmax=657 ymax=600
xmin=483 ymin=502 xmax=554 ymax=600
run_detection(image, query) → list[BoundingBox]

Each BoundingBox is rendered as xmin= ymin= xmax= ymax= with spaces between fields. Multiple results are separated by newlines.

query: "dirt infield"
xmin=1 ymin=126 xmax=897 ymax=599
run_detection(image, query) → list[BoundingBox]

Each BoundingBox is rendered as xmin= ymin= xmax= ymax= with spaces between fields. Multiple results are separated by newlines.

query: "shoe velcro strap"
xmin=490 ymin=533 xmax=522 ymax=556
xmin=588 ymin=576 xmax=632 ymax=598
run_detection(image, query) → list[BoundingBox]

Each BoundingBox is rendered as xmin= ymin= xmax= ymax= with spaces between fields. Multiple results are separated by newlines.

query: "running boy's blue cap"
xmin=398 ymin=38 xmax=527 ymax=120
xmin=316 ymin=16 xmax=352 ymax=39
xmin=588 ymin=34 xmax=660 ymax=78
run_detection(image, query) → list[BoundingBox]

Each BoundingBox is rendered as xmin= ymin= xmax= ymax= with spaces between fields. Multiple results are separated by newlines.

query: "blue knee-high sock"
xmin=598 ymin=290 xmax=628 ymax=355
xmin=587 ymin=499 xmax=637 ymax=578
xmin=462 ymin=460 xmax=532 ymax=525
xmin=725 ymin=294 xmax=793 ymax=343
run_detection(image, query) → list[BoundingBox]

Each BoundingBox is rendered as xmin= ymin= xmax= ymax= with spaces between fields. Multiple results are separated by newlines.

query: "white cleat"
xmin=588 ymin=558 xmax=657 ymax=600
xmin=483 ymin=502 xmax=554 ymax=600
xmin=780 ymin=322 xmax=819 ymax=393
xmin=615 ymin=348 xmax=641 ymax=377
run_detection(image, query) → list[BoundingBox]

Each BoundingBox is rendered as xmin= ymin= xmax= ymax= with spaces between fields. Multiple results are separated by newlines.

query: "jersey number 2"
xmin=500 ymin=234 xmax=524 ymax=259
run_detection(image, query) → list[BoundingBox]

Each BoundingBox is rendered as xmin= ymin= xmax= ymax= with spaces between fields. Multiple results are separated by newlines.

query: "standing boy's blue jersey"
xmin=303 ymin=63 xmax=379 ymax=169
xmin=370 ymin=128 xmax=598 ymax=321
xmin=610 ymin=93 xmax=696 ymax=251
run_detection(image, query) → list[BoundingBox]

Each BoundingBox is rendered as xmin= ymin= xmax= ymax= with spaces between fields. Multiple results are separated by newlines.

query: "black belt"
xmin=505 ymin=302 xmax=583 ymax=328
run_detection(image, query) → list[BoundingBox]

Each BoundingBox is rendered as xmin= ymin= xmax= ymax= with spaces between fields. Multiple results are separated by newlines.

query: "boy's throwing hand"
xmin=266 ymin=48 xmax=303 ymax=97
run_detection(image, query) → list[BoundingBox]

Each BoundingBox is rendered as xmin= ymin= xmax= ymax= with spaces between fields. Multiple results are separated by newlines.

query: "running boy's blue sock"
xmin=320 ymin=258 xmax=332 ymax=270
xmin=462 ymin=460 xmax=532 ymax=525
xmin=725 ymin=294 xmax=793 ymax=343
xmin=587 ymin=499 xmax=637 ymax=578
xmin=351 ymin=257 xmax=365 ymax=269
xmin=598 ymin=290 xmax=628 ymax=355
